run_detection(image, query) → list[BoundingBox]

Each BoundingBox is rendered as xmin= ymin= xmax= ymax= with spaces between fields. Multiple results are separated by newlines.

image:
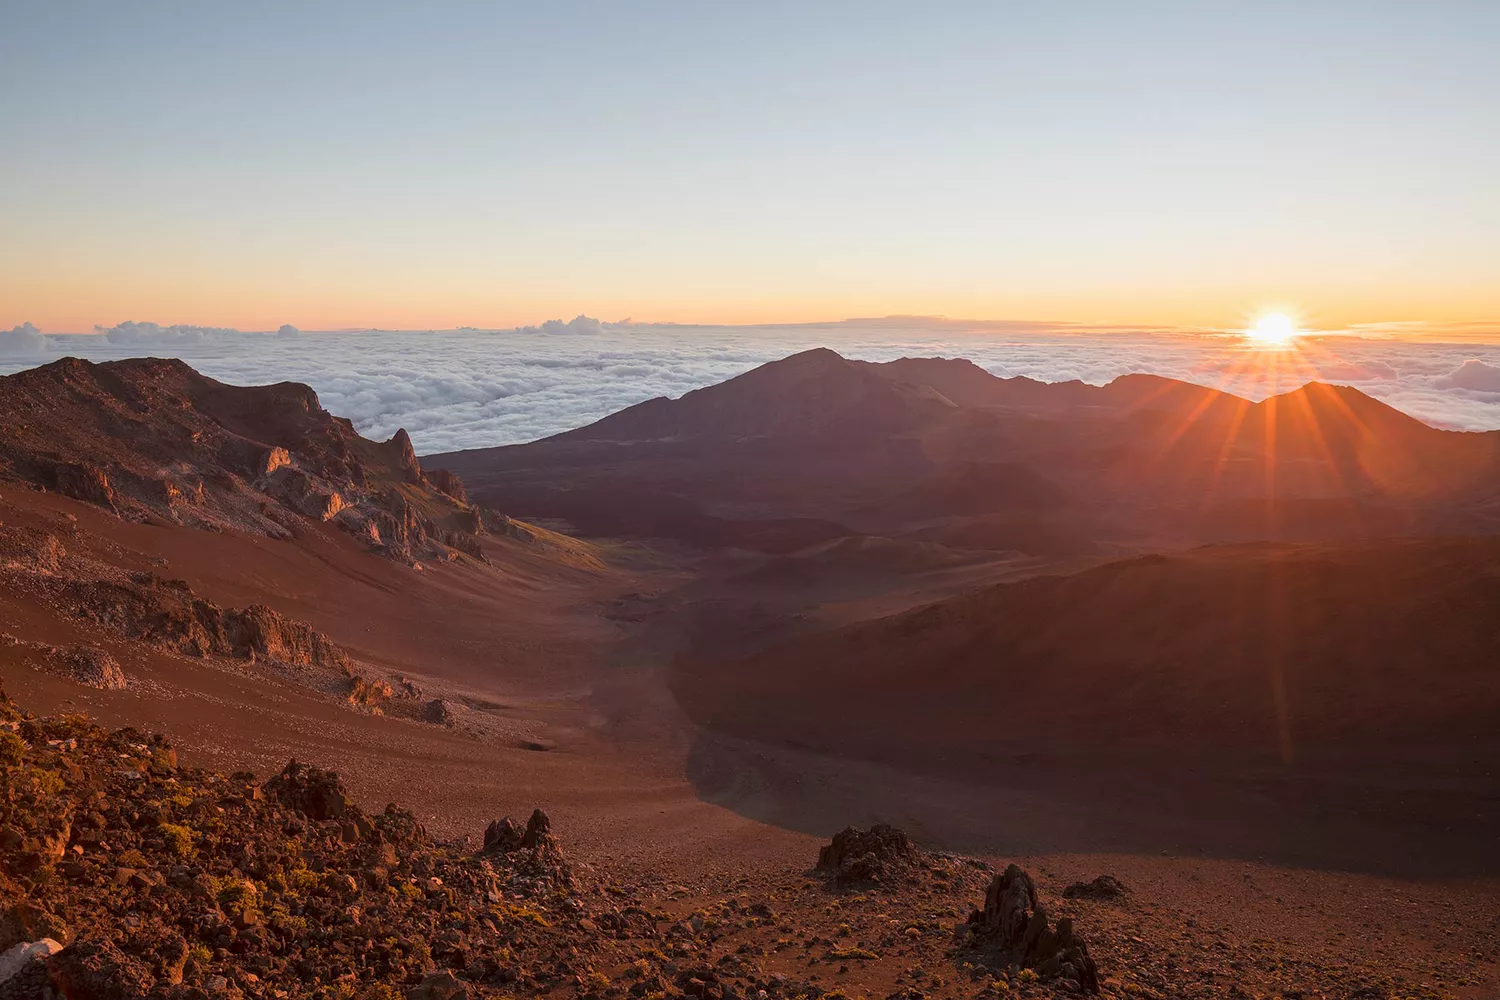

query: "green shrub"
xmin=0 ymin=730 xmax=26 ymax=765
xmin=158 ymin=822 xmax=196 ymax=858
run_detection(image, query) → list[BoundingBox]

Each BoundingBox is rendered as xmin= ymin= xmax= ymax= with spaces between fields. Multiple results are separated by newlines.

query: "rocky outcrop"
xmin=427 ymin=468 xmax=468 ymax=505
xmin=0 ymin=636 xmax=127 ymax=690
xmin=815 ymin=824 xmax=922 ymax=887
xmin=58 ymin=646 xmax=127 ymax=690
xmin=0 ymin=358 xmax=494 ymax=567
xmin=49 ymin=463 xmax=117 ymax=511
xmin=236 ymin=604 xmax=348 ymax=669
xmin=481 ymin=808 xmax=555 ymax=855
xmin=442 ymin=530 xmax=488 ymax=563
xmin=388 ymin=429 xmax=425 ymax=485
xmin=0 ymin=526 xmax=65 ymax=575
xmin=479 ymin=809 xmax=567 ymax=885
xmin=261 ymin=446 xmax=292 ymax=476
xmin=48 ymin=572 xmax=349 ymax=673
xmin=1064 ymin=874 xmax=1128 ymax=900
xmin=270 ymin=469 xmax=346 ymax=521
xmin=264 ymin=760 xmax=354 ymax=822
xmin=968 ymin=864 xmax=1100 ymax=994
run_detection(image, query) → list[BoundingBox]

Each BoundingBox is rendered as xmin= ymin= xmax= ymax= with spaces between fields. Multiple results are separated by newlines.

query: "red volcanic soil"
xmin=674 ymin=538 xmax=1500 ymax=877
xmin=4 ymin=354 xmax=1500 ymax=998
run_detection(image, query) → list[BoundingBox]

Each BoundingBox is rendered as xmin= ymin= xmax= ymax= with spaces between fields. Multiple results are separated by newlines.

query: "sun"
xmin=1246 ymin=313 xmax=1298 ymax=345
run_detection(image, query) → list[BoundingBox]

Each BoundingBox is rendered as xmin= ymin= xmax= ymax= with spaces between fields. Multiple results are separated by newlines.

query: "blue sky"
xmin=3 ymin=1 xmax=1497 ymax=331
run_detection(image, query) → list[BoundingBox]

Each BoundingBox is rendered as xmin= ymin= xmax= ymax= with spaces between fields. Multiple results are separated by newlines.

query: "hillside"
xmin=681 ymin=536 xmax=1500 ymax=759
xmin=430 ymin=350 xmax=1500 ymax=554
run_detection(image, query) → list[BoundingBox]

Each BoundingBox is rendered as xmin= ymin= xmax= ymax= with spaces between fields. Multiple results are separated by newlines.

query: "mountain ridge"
xmin=428 ymin=349 xmax=1500 ymax=552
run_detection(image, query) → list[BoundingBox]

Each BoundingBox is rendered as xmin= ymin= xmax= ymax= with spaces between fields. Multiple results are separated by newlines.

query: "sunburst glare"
xmin=1246 ymin=313 xmax=1299 ymax=346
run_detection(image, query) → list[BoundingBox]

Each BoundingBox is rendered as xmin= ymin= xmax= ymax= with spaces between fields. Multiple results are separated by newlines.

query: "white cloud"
xmin=512 ymin=315 xmax=608 ymax=336
xmin=1433 ymin=358 xmax=1500 ymax=393
xmin=278 ymin=324 xmax=301 ymax=339
xmin=0 ymin=322 xmax=48 ymax=356
xmin=4 ymin=322 xmax=1500 ymax=451
xmin=96 ymin=321 xmax=244 ymax=346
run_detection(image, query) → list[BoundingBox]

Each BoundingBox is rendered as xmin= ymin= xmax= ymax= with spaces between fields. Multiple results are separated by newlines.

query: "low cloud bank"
xmin=512 ymin=315 xmax=609 ymax=336
xmin=2 ymin=321 xmax=1499 ymax=450
xmin=1433 ymin=358 xmax=1500 ymax=393
xmin=96 ymin=321 xmax=245 ymax=346
xmin=0 ymin=322 xmax=48 ymax=355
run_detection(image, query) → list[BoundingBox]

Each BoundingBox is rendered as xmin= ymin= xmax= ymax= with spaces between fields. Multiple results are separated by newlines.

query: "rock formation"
xmin=968 ymin=864 xmax=1100 ymax=994
xmin=0 ymin=357 xmax=491 ymax=567
xmin=0 ymin=636 xmax=128 ymax=691
xmin=1064 ymin=874 xmax=1128 ymax=900
xmin=815 ymin=824 xmax=922 ymax=887
xmin=46 ymin=572 xmax=350 ymax=673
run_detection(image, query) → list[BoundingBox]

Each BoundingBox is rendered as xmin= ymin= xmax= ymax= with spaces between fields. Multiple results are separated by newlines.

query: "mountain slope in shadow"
xmin=430 ymin=349 xmax=1500 ymax=552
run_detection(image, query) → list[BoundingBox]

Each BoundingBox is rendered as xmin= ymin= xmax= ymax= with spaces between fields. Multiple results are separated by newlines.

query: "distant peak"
xmin=780 ymin=347 xmax=849 ymax=364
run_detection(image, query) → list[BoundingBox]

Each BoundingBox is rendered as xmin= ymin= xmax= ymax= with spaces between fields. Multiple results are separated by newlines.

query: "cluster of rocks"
xmin=814 ymin=824 xmax=925 ymax=887
xmin=45 ymin=571 xmax=351 ymax=674
xmin=0 ymin=691 xmax=596 ymax=999
xmin=0 ymin=520 xmax=348 ymax=677
xmin=967 ymin=864 xmax=1100 ymax=994
xmin=815 ymin=827 xmax=1102 ymax=995
xmin=0 ymin=357 xmax=495 ymax=568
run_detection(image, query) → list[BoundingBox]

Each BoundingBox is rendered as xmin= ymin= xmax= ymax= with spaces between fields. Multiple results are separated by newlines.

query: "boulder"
xmin=60 ymin=645 xmax=127 ymax=690
xmin=1063 ymin=875 xmax=1128 ymax=900
xmin=481 ymin=817 xmax=524 ymax=854
xmin=0 ymin=938 xmax=64 ymax=988
xmin=406 ymin=969 xmax=468 ymax=1000
xmin=815 ymin=824 xmax=921 ymax=886
xmin=264 ymin=760 xmax=353 ymax=822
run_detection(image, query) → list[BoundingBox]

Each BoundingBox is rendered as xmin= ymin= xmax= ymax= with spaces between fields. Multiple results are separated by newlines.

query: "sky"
xmin=2 ymin=1 xmax=1497 ymax=333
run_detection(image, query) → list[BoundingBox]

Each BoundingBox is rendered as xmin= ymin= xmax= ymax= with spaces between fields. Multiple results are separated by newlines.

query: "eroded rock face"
xmin=427 ymin=468 xmax=468 ymax=505
xmin=970 ymin=864 xmax=1100 ymax=994
xmin=50 ymin=463 xmax=116 ymax=511
xmin=442 ymin=530 xmax=488 ymax=563
xmin=0 ymin=358 xmax=490 ymax=566
xmin=46 ymin=573 xmax=350 ymax=673
xmin=816 ymin=824 xmax=922 ymax=887
xmin=388 ymin=428 xmax=425 ymax=485
xmin=270 ymin=469 xmax=346 ymax=521
xmin=261 ymin=446 xmax=292 ymax=476
xmin=235 ymin=604 xmax=348 ymax=670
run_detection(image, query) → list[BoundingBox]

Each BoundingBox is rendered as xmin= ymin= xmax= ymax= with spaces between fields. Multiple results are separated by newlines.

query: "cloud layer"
xmin=0 ymin=322 xmax=49 ymax=355
xmin=3 ymin=321 xmax=1499 ymax=453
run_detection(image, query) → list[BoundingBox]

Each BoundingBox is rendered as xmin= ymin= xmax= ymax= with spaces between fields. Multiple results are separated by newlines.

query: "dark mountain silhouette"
xmin=430 ymin=350 xmax=1500 ymax=552
xmin=558 ymin=347 xmax=955 ymax=443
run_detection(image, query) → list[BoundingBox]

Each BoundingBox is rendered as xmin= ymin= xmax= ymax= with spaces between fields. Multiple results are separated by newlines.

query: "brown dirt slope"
xmin=682 ymin=536 xmax=1500 ymax=760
